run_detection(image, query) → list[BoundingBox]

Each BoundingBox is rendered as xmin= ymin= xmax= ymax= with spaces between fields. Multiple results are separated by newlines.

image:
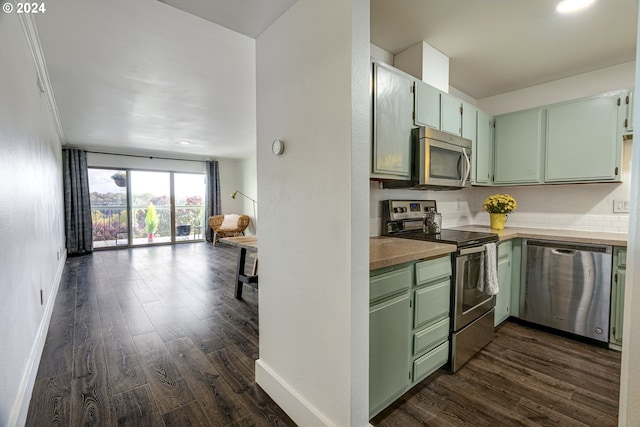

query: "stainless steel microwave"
xmin=411 ymin=127 xmax=472 ymax=190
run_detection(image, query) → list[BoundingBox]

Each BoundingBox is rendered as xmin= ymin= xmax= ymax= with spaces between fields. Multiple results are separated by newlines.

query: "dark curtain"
xmin=205 ymin=160 xmax=222 ymax=242
xmin=63 ymin=149 xmax=93 ymax=255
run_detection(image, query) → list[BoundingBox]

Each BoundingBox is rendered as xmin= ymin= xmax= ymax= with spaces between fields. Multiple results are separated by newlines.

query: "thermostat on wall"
xmin=272 ymin=139 xmax=284 ymax=156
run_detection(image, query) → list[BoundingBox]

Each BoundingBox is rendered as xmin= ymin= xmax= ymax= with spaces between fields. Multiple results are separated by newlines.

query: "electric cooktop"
xmin=392 ymin=229 xmax=498 ymax=248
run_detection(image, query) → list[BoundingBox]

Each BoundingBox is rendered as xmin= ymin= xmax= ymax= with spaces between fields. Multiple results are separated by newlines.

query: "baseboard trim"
xmin=255 ymin=358 xmax=334 ymax=427
xmin=9 ymin=250 xmax=67 ymax=427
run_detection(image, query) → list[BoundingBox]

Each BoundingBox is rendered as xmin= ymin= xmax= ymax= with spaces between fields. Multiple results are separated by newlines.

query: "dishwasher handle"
xmin=524 ymin=239 xmax=612 ymax=254
xmin=552 ymin=248 xmax=576 ymax=255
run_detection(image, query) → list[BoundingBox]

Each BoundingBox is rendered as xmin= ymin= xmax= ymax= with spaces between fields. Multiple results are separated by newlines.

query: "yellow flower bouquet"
xmin=483 ymin=194 xmax=517 ymax=230
xmin=482 ymin=194 xmax=518 ymax=215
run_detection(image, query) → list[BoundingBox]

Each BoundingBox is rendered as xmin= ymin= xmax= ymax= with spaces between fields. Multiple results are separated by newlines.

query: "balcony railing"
xmin=91 ymin=204 xmax=204 ymax=248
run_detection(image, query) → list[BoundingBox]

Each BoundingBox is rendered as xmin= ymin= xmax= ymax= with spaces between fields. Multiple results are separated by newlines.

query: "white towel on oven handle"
xmin=484 ymin=242 xmax=499 ymax=296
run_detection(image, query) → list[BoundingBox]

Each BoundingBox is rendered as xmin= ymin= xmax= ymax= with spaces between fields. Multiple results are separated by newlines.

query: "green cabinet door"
xmin=610 ymin=248 xmax=626 ymax=346
xmin=440 ymin=92 xmax=462 ymax=136
xmin=372 ymin=62 xmax=414 ymax=179
xmin=494 ymin=109 xmax=544 ymax=184
xmin=474 ymin=109 xmax=493 ymax=185
xmin=495 ymin=254 xmax=512 ymax=326
xmin=414 ymin=280 xmax=450 ymax=329
xmin=414 ymin=79 xmax=440 ymax=129
xmin=462 ymin=101 xmax=477 ymax=145
xmin=545 ymin=94 xmax=622 ymax=182
xmin=370 ymin=292 xmax=411 ymax=416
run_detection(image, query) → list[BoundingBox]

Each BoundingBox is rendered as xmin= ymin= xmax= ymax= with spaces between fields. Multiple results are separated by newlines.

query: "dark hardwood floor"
xmin=26 ymin=242 xmax=295 ymax=427
xmin=27 ymin=242 xmax=621 ymax=427
xmin=373 ymin=322 xmax=621 ymax=427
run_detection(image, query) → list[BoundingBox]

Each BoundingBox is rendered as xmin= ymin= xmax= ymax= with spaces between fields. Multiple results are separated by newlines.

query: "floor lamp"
xmin=230 ymin=190 xmax=257 ymax=233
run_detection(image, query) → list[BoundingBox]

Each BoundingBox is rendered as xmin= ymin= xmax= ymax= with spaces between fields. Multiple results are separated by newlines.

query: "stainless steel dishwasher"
xmin=520 ymin=239 xmax=612 ymax=342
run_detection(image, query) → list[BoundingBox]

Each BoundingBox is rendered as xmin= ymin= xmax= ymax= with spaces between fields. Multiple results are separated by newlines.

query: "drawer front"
xmin=498 ymin=240 xmax=512 ymax=258
xmin=414 ymin=318 xmax=449 ymax=356
xmin=370 ymin=266 xmax=412 ymax=303
xmin=414 ymin=279 xmax=450 ymax=328
xmin=413 ymin=341 xmax=449 ymax=383
xmin=416 ymin=255 xmax=451 ymax=286
xmin=618 ymin=250 xmax=627 ymax=268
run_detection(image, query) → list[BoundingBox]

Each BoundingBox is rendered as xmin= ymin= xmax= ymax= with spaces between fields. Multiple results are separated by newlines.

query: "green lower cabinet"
xmin=413 ymin=342 xmax=449 ymax=382
xmin=495 ymin=241 xmax=513 ymax=326
xmin=369 ymin=292 xmax=411 ymax=416
xmin=610 ymin=248 xmax=626 ymax=346
xmin=370 ymin=255 xmax=452 ymax=418
xmin=414 ymin=279 xmax=450 ymax=329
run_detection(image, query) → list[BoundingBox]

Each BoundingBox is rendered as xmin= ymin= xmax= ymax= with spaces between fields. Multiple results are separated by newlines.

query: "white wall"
xmin=619 ymin=7 xmax=640 ymax=425
xmin=237 ymin=156 xmax=257 ymax=235
xmin=479 ymin=61 xmax=636 ymax=116
xmin=371 ymin=62 xmax=636 ymax=235
xmin=255 ymin=0 xmax=370 ymax=425
xmin=0 ymin=13 xmax=66 ymax=427
xmin=371 ymin=43 xmax=392 ymax=64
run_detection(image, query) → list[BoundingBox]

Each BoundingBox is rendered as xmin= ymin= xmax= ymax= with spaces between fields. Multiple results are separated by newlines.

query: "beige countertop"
xmin=449 ymin=225 xmax=628 ymax=247
xmin=370 ymin=226 xmax=627 ymax=271
xmin=370 ymin=237 xmax=456 ymax=271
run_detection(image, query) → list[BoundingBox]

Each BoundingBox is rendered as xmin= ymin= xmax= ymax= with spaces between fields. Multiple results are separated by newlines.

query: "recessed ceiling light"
xmin=177 ymin=140 xmax=190 ymax=145
xmin=557 ymin=0 xmax=595 ymax=13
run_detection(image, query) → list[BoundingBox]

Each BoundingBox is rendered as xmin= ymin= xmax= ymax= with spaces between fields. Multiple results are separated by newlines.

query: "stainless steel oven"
xmin=381 ymin=200 xmax=498 ymax=372
xmin=451 ymin=244 xmax=496 ymax=372
xmin=454 ymin=245 xmax=496 ymax=331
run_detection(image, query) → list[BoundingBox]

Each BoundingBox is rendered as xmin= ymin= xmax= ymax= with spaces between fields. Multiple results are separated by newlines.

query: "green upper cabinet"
xmin=494 ymin=109 xmax=545 ymax=185
xmin=545 ymin=93 xmax=623 ymax=182
xmin=440 ymin=92 xmax=462 ymax=136
xmin=461 ymin=101 xmax=477 ymax=144
xmin=474 ymin=109 xmax=493 ymax=185
xmin=413 ymin=79 xmax=440 ymax=129
xmin=371 ymin=62 xmax=414 ymax=180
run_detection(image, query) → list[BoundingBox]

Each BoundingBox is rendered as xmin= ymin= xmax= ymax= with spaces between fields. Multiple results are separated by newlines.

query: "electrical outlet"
xmin=613 ymin=200 xmax=630 ymax=213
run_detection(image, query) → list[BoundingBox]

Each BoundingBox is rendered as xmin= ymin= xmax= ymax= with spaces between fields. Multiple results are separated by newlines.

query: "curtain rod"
xmin=64 ymin=147 xmax=212 ymax=163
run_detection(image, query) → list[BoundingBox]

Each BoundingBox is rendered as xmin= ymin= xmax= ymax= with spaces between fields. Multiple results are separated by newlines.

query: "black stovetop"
xmin=390 ymin=229 xmax=498 ymax=248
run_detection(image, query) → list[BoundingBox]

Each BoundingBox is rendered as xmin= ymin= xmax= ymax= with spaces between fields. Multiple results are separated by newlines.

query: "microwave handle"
xmin=460 ymin=148 xmax=471 ymax=186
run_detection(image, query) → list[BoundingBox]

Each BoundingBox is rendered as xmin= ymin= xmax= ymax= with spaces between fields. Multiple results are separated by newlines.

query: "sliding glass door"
xmin=174 ymin=173 xmax=206 ymax=241
xmin=88 ymin=168 xmax=205 ymax=248
xmin=130 ymin=171 xmax=171 ymax=246
xmin=89 ymin=169 xmax=129 ymax=248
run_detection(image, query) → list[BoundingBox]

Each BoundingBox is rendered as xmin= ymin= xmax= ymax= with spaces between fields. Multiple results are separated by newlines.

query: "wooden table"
xmin=219 ymin=236 xmax=258 ymax=299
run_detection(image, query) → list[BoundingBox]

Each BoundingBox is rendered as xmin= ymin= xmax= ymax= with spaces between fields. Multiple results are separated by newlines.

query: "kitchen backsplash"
xmin=369 ymin=181 xmax=630 ymax=236
xmin=370 ymin=210 xmax=629 ymax=236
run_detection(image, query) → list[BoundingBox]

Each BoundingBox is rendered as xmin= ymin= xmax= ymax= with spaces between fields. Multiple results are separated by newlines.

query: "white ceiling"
xmin=35 ymin=0 xmax=265 ymax=159
xmin=34 ymin=0 xmax=637 ymax=159
xmin=371 ymin=0 xmax=638 ymax=99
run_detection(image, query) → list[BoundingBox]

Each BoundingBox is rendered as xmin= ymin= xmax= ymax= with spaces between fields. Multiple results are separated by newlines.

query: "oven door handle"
xmin=458 ymin=245 xmax=486 ymax=256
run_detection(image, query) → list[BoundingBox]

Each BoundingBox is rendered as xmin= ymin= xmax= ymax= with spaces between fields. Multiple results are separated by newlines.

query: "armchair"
xmin=208 ymin=214 xmax=250 ymax=245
